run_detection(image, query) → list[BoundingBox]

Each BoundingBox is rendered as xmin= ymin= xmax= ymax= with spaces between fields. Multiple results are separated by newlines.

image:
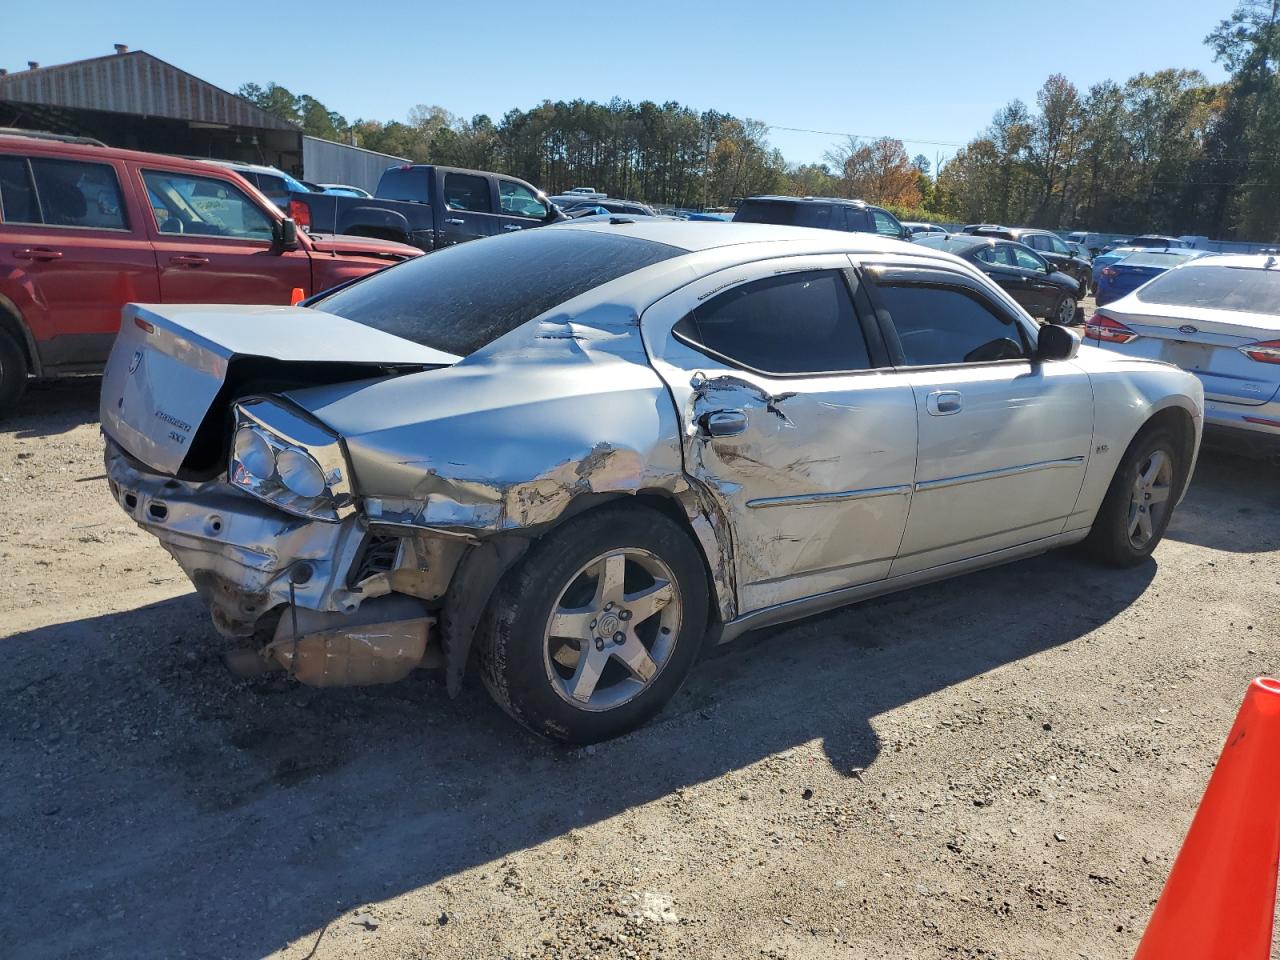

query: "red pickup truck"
xmin=0 ymin=132 xmax=421 ymax=409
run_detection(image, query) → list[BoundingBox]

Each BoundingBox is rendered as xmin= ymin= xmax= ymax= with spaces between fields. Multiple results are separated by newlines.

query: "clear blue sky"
xmin=2 ymin=0 xmax=1237 ymax=168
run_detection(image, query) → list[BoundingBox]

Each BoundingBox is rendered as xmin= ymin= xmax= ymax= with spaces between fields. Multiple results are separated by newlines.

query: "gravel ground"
xmin=2 ymin=376 xmax=1278 ymax=960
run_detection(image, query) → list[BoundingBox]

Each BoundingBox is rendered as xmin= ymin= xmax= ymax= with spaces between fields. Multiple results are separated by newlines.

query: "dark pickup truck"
xmin=287 ymin=164 xmax=565 ymax=250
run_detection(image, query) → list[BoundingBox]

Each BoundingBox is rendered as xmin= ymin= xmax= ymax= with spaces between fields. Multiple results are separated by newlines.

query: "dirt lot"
xmin=2 ymin=376 xmax=1278 ymax=960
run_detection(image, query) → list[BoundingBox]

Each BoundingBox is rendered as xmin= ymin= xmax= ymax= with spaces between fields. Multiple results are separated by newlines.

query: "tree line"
xmin=240 ymin=0 xmax=1280 ymax=239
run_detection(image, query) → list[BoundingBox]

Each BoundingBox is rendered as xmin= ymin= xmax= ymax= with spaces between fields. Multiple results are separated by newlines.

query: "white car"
xmin=1086 ymin=254 xmax=1280 ymax=459
xmin=100 ymin=222 xmax=1204 ymax=742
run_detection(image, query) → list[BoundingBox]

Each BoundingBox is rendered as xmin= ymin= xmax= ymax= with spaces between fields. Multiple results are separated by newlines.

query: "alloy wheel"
xmin=542 ymin=548 xmax=682 ymax=712
xmin=1057 ymin=296 xmax=1078 ymax=325
xmin=1126 ymin=449 xmax=1173 ymax=549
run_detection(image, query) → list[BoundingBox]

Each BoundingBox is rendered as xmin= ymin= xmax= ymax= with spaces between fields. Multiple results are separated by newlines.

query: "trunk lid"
xmin=101 ymin=303 xmax=458 ymax=475
xmin=1101 ymin=301 xmax=1280 ymax=406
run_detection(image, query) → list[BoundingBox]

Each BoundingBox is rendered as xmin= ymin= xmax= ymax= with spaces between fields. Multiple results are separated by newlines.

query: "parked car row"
xmin=0 ymin=131 xmax=422 ymax=407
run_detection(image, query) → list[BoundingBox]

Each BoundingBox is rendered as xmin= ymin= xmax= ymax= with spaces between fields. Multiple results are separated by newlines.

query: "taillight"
xmin=1239 ymin=339 xmax=1280 ymax=364
xmin=287 ymin=198 xmax=311 ymax=231
xmin=1085 ymin=311 xmax=1139 ymax=344
xmin=1100 ymin=266 xmax=1118 ymax=279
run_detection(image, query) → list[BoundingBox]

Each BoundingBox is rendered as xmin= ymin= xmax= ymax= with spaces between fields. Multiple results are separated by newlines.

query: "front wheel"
xmin=479 ymin=504 xmax=709 ymax=743
xmin=1083 ymin=428 xmax=1181 ymax=567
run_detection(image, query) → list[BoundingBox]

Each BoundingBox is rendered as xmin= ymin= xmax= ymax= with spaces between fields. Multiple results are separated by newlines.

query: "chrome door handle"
xmin=926 ymin=390 xmax=963 ymax=416
xmin=169 ymin=254 xmax=209 ymax=267
xmin=502 ymin=224 xmax=523 ymax=231
xmin=699 ymin=409 xmax=748 ymax=437
xmin=443 ymin=218 xmax=465 ymax=225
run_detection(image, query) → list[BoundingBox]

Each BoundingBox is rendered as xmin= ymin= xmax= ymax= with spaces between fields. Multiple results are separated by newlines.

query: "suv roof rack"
xmin=0 ymin=127 xmax=107 ymax=147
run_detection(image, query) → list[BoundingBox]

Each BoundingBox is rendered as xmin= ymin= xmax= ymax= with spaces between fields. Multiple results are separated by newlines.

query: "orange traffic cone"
xmin=289 ymin=287 xmax=306 ymax=306
xmin=1133 ymin=677 xmax=1280 ymax=959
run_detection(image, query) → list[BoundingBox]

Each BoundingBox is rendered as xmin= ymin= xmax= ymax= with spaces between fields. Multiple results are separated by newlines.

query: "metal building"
xmin=0 ymin=46 xmax=304 ymax=172
xmin=302 ymin=136 xmax=406 ymax=194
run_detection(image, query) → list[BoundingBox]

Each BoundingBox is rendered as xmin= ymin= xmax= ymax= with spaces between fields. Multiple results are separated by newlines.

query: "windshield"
xmin=312 ymin=229 xmax=683 ymax=356
xmin=1136 ymin=264 xmax=1280 ymax=316
xmin=734 ymin=200 xmax=836 ymax=228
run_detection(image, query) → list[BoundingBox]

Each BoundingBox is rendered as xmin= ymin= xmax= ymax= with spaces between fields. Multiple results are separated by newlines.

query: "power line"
xmin=764 ymin=123 xmax=965 ymax=149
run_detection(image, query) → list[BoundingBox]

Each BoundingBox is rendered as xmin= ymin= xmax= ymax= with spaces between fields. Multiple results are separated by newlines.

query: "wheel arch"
xmin=0 ymin=294 xmax=41 ymax=377
xmin=1133 ymin=402 xmax=1198 ymax=502
xmin=438 ymin=487 xmax=736 ymax=697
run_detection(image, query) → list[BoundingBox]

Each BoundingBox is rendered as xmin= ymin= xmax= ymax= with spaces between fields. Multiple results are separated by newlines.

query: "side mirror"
xmin=272 ymin=217 xmax=299 ymax=250
xmin=1036 ymin=322 xmax=1080 ymax=361
xmin=900 ymin=227 xmax=912 ymax=241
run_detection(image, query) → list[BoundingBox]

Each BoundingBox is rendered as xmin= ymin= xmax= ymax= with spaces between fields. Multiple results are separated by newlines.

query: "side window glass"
xmin=988 ymin=245 xmax=1015 ymax=266
xmin=674 ymin=270 xmax=871 ymax=375
xmin=871 ymin=210 xmax=901 ymax=236
xmin=876 ymin=283 xmax=1028 ymax=366
xmin=0 ymin=156 xmax=40 ymax=224
xmin=1012 ymin=246 xmax=1046 ymax=271
xmin=28 ymin=158 xmax=127 ymax=229
xmin=142 ymin=170 xmax=273 ymax=240
xmin=499 ymin=180 xmax=548 ymax=218
xmin=973 ymin=247 xmax=994 ymax=264
xmin=1048 ymin=235 xmax=1070 ymax=255
xmin=444 ymin=173 xmax=493 ymax=213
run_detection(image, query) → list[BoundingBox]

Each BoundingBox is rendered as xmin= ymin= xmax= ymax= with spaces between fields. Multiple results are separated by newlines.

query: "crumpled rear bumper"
xmin=104 ymin=439 xmax=368 ymax=635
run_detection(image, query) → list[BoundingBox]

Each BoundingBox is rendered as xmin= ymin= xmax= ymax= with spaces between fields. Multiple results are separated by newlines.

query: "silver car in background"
xmin=100 ymin=222 xmax=1204 ymax=743
xmin=1086 ymin=254 xmax=1280 ymax=460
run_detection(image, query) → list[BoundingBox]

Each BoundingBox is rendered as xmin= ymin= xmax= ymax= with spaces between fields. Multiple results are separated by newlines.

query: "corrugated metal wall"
xmin=0 ymin=51 xmax=295 ymax=131
xmin=302 ymin=137 xmax=407 ymax=194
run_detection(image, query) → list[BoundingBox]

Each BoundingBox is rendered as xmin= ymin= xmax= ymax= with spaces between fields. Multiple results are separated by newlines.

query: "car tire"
xmin=1052 ymin=295 xmax=1078 ymax=326
xmin=478 ymin=503 xmax=710 ymax=744
xmin=1083 ymin=427 xmax=1182 ymax=568
xmin=0 ymin=327 xmax=30 ymax=414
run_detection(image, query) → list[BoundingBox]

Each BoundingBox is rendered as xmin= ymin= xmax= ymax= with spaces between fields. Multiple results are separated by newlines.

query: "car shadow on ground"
xmin=1162 ymin=447 xmax=1280 ymax=554
xmin=5 ymin=377 xmax=102 ymax=438
xmin=2 ymin=539 xmax=1158 ymax=959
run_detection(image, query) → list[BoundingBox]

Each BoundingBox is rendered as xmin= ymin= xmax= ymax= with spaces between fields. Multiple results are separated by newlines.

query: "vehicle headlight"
xmin=229 ymin=401 xmax=354 ymax=522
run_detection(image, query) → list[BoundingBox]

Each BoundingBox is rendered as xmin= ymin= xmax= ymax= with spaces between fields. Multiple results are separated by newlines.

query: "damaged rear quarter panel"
xmin=290 ymin=344 xmax=684 ymax=531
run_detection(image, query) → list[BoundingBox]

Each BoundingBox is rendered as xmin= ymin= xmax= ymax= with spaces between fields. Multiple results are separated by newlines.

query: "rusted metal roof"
xmin=0 ymin=50 xmax=298 ymax=131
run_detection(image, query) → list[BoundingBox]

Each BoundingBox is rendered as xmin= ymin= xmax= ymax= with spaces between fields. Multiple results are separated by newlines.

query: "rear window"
xmin=1136 ymin=264 xmax=1280 ymax=317
xmin=734 ymin=200 xmax=834 ymax=229
xmin=1119 ymin=252 xmax=1195 ymax=268
xmin=312 ymin=228 xmax=683 ymax=356
xmin=377 ymin=166 xmax=431 ymax=203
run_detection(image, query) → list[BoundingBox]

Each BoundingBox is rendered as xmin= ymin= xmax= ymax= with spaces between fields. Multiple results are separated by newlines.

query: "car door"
xmin=861 ymin=265 xmax=1094 ymax=576
xmin=1007 ymin=244 xmax=1062 ymax=316
xmin=436 ymin=171 xmax=499 ymax=245
xmin=0 ymin=152 xmax=159 ymax=370
xmin=972 ymin=244 xmax=1031 ymax=308
xmin=643 ymin=256 xmax=918 ymax=612
xmin=497 ymin=178 xmax=550 ymax=234
xmin=139 ymin=167 xmax=312 ymax=304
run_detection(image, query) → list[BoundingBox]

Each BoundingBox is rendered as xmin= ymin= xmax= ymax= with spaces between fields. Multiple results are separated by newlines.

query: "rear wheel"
xmin=1083 ymin=427 xmax=1181 ymax=567
xmin=1053 ymin=294 xmax=1078 ymax=326
xmin=479 ymin=504 xmax=709 ymax=743
xmin=0 ymin=327 xmax=30 ymax=414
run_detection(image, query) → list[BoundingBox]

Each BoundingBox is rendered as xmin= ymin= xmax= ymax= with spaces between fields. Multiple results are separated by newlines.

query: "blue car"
xmin=1095 ymin=249 xmax=1205 ymax=305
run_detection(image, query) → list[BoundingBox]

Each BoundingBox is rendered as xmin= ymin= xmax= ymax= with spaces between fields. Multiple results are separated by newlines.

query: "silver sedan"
xmin=100 ymin=222 xmax=1204 ymax=742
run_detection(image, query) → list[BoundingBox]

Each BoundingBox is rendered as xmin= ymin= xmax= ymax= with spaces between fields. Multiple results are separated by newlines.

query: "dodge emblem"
xmin=1178 ymin=324 xmax=1198 ymax=335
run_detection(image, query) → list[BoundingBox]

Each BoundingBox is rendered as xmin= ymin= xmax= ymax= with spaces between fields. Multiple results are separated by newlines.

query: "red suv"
xmin=0 ymin=132 xmax=421 ymax=409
